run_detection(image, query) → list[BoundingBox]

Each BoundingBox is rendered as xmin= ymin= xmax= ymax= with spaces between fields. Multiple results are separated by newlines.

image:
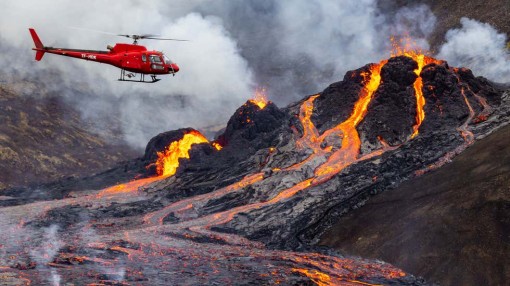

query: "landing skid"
xmin=118 ymin=70 xmax=160 ymax=83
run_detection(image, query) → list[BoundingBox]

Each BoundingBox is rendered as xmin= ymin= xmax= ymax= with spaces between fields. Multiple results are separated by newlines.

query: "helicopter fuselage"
xmin=29 ymin=28 xmax=180 ymax=81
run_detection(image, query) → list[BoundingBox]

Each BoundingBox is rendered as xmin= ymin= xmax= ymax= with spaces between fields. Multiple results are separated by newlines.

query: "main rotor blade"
xmin=143 ymin=36 xmax=189 ymax=41
xmin=69 ymin=29 xmax=189 ymax=42
xmin=140 ymin=34 xmax=160 ymax=38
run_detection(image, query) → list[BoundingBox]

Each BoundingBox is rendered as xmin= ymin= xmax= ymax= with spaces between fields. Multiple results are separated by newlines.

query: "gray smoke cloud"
xmin=437 ymin=17 xmax=510 ymax=83
xmin=198 ymin=1 xmax=437 ymax=104
xmin=1 ymin=1 xmax=506 ymax=151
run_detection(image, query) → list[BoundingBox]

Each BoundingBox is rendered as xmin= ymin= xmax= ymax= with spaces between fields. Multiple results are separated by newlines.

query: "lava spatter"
xmin=249 ymin=88 xmax=269 ymax=110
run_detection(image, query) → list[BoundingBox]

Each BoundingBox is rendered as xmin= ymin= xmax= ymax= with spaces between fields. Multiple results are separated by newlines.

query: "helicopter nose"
xmin=170 ymin=63 xmax=179 ymax=73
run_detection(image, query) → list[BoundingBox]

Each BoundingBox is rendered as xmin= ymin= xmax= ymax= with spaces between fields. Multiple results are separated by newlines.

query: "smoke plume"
xmin=437 ymin=17 xmax=510 ymax=83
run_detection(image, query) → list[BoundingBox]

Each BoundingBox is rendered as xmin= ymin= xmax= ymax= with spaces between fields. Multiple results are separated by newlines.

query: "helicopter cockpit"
xmin=147 ymin=53 xmax=179 ymax=74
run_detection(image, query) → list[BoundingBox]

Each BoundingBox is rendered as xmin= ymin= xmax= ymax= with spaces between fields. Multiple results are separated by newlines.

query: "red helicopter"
xmin=29 ymin=28 xmax=185 ymax=83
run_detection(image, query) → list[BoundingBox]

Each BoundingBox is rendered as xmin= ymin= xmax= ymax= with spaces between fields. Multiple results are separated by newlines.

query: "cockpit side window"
xmin=142 ymin=54 xmax=147 ymax=62
xmin=149 ymin=55 xmax=162 ymax=63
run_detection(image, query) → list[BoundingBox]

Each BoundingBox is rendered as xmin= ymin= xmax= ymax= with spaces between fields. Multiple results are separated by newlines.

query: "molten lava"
xmin=155 ymin=130 xmax=209 ymax=177
xmin=249 ymin=88 xmax=269 ymax=109
xmin=314 ymin=60 xmax=387 ymax=181
xmin=391 ymin=36 xmax=443 ymax=138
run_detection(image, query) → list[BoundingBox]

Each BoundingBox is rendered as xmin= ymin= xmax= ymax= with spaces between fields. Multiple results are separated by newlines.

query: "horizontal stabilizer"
xmin=35 ymin=50 xmax=45 ymax=61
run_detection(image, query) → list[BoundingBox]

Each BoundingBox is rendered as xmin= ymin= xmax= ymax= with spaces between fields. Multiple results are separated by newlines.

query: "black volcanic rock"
xmin=359 ymin=56 xmax=419 ymax=150
xmin=213 ymin=57 xmax=509 ymax=255
xmin=311 ymin=66 xmax=369 ymax=132
xmin=453 ymin=67 xmax=502 ymax=106
xmin=420 ymin=64 xmax=472 ymax=132
xmin=217 ymin=100 xmax=287 ymax=147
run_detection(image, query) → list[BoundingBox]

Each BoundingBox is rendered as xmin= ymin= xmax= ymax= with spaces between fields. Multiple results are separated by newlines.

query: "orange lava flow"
xmin=409 ymin=54 xmax=442 ymax=138
xmin=391 ymin=37 xmax=442 ymax=138
xmin=458 ymin=87 xmax=476 ymax=142
xmin=142 ymin=172 xmax=265 ymax=226
xmin=295 ymin=95 xmax=321 ymax=150
xmin=249 ymin=88 xmax=269 ymax=109
xmin=96 ymin=176 xmax=166 ymax=198
xmin=453 ymin=68 xmax=493 ymax=123
xmin=292 ymin=268 xmax=331 ymax=286
xmin=314 ymin=60 xmax=386 ymax=181
xmin=97 ymin=130 xmax=217 ymax=198
xmin=155 ymin=130 xmax=209 ymax=177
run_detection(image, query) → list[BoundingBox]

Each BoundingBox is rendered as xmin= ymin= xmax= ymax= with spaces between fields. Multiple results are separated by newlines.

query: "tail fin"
xmin=29 ymin=28 xmax=45 ymax=61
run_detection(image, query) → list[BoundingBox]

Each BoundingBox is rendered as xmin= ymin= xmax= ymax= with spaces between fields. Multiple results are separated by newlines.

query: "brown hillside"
xmin=0 ymin=83 xmax=137 ymax=189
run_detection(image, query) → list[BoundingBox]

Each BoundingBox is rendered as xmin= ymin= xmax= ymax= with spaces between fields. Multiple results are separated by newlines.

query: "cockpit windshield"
xmin=163 ymin=55 xmax=173 ymax=65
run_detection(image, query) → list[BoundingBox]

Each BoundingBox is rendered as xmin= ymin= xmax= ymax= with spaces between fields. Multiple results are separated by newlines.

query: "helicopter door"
xmin=149 ymin=55 xmax=165 ymax=72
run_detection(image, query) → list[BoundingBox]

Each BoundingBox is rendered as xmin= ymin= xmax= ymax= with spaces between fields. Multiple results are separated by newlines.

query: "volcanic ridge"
xmin=0 ymin=50 xmax=509 ymax=285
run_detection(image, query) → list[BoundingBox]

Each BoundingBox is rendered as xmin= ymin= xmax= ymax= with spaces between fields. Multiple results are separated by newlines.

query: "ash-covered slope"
xmin=319 ymin=123 xmax=510 ymax=286
xmin=0 ymin=54 xmax=508 ymax=285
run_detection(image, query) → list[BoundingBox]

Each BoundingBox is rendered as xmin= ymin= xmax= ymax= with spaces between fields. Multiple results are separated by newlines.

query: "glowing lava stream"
xmin=96 ymin=176 xmax=168 ymax=198
xmin=312 ymin=60 xmax=395 ymax=183
xmin=453 ymin=68 xmax=493 ymax=122
xmin=458 ymin=87 xmax=476 ymax=142
xmin=390 ymin=37 xmax=443 ymax=138
xmin=96 ymin=130 xmax=215 ymax=198
xmin=414 ymin=70 xmax=489 ymax=177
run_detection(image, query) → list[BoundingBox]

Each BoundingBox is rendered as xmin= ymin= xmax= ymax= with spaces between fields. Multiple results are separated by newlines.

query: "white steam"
xmin=437 ymin=17 xmax=510 ymax=83
xmin=392 ymin=4 xmax=437 ymax=51
xmin=274 ymin=1 xmax=435 ymax=74
xmin=50 ymin=269 xmax=61 ymax=286
xmin=30 ymin=225 xmax=63 ymax=265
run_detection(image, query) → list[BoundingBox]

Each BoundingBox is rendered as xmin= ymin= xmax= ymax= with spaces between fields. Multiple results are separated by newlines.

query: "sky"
xmin=0 ymin=0 xmax=508 ymax=149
